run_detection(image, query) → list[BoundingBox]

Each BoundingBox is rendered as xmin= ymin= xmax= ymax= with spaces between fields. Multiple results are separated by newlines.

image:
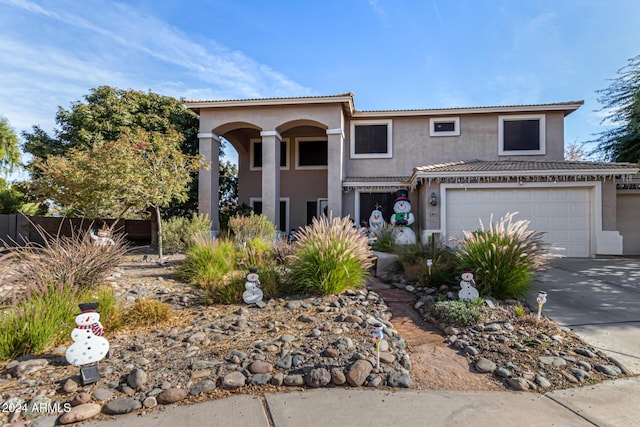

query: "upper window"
xmin=499 ymin=115 xmax=546 ymax=155
xmin=250 ymin=138 xmax=289 ymax=171
xmin=295 ymin=137 xmax=328 ymax=170
xmin=350 ymin=120 xmax=393 ymax=159
xmin=430 ymin=117 xmax=460 ymax=137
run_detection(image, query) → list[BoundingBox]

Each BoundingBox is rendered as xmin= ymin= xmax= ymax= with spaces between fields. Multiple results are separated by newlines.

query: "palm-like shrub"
xmin=287 ymin=216 xmax=375 ymax=295
xmin=451 ymin=212 xmax=551 ymax=299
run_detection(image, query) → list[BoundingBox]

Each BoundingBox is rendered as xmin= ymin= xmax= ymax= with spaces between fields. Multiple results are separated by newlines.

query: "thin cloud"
xmin=0 ymin=0 xmax=313 ymax=133
xmin=368 ymin=0 xmax=391 ymax=28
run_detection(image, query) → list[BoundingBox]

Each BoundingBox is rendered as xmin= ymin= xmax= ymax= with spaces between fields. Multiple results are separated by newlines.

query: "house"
xmin=184 ymin=93 xmax=640 ymax=257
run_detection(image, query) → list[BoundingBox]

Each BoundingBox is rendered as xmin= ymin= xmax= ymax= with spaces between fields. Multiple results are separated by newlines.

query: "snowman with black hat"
xmin=65 ymin=302 xmax=109 ymax=384
xmin=390 ymin=189 xmax=416 ymax=245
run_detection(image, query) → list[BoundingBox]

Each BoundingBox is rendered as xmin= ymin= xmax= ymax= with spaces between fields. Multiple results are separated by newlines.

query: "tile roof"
xmin=358 ymin=101 xmax=584 ymax=114
xmin=183 ymin=93 xmax=354 ymax=104
xmin=414 ymin=160 xmax=638 ymax=174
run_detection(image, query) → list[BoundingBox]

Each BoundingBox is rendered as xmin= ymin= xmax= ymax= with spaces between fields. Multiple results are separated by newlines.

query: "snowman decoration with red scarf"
xmin=390 ymin=190 xmax=416 ymax=245
xmin=65 ymin=302 xmax=109 ymax=366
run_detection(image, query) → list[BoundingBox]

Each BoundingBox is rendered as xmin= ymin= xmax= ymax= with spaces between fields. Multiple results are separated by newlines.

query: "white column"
xmin=198 ymin=132 xmax=220 ymax=233
xmin=326 ymin=128 xmax=344 ymax=218
xmin=260 ymin=130 xmax=281 ymax=230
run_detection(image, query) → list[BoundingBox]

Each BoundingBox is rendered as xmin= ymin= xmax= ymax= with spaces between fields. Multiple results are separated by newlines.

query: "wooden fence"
xmin=0 ymin=215 xmax=154 ymax=246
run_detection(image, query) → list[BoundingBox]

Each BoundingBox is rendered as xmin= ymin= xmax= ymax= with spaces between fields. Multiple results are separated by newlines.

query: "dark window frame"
xmin=499 ymin=115 xmax=546 ymax=155
xmin=350 ymin=120 xmax=393 ymax=158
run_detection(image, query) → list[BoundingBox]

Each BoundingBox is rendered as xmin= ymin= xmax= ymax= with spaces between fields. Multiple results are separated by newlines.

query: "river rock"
xmin=12 ymin=359 xmax=49 ymax=378
xmin=249 ymin=361 xmax=273 ymax=374
xmin=346 ymin=360 xmax=373 ymax=386
xmin=157 ymin=388 xmax=188 ymax=404
xmin=127 ymin=368 xmax=148 ymax=389
xmin=305 ymin=368 xmax=331 ymax=387
xmin=189 ymin=379 xmax=216 ymax=396
xmin=475 ymin=358 xmax=496 ymax=373
xmin=57 ymin=403 xmax=102 ymax=424
xmin=103 ymin=398 xmax=142 ymax=415
xmin=222 ymin=371 xmax=246 ymax=389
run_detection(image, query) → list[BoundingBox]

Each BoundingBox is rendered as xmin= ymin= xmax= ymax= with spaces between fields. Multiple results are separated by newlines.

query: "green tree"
xmin=33 ymin=127 xmax=207 ymax=258
xmin=591 ymin=55 xmax=640 ymax=162
xmin=0 ymin=116 xmax=21 ymax=175
xmin=21 ymin=86 xmax=209 ymax=216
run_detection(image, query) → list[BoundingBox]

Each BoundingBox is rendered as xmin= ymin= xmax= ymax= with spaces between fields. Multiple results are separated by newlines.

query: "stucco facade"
xmin=185 ymin=93 xmax=639 ymax=257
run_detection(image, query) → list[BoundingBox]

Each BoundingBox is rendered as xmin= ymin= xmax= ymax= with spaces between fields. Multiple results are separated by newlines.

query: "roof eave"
xmin=185 ymin=94 xmax=355 ymax=115
xmin=411 ymin=166 xmax=639 ymax=182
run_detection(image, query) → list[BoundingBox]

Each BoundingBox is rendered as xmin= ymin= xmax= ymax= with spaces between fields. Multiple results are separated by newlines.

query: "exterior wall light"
xmin=430 ymin=192 xmax=438 ymax=206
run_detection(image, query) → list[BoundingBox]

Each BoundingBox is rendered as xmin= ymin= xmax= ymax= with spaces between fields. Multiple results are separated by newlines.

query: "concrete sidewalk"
xmin=88 ymin=377 xmax=640 ymax=427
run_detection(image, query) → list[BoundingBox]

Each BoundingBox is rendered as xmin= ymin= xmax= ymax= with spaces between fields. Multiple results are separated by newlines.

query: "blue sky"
xmin=1 ymin=0 xmax=639 ymax=167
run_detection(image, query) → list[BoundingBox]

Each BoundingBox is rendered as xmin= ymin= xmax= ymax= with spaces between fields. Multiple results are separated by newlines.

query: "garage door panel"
xmin=446 ymin=187 xmax=591 ymax=257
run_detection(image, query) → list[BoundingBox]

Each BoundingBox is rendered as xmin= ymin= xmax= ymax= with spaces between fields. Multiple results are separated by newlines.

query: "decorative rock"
xmin=270 ymin=373 xmax=284 ymax=386
xmin=508 ymin=378 xmax=533 ymax=391
xmin=297 ymin=314 xmax=316 ymax=323
xmin=57 ymin=403 xmax=102 ymax=424
xmin=494 ymin=367 xmax=511 ymax=378
xmin=187 ymin=331 xmax=207 ymax=343
xmin=275 ymin=355 xmax=293 ymax=370
xmin=400 ymin=354 xmax=412 ymax=370
xmin=464 ymin=346 xmax=479 ymax=356
xmin=538 ymin=356 xmax=566 ymax=367
xmin=379 ymin=352 xmax=396 ymax=364
xmin=561 ymin=370 xmax=579 ymax=384
xmin=249 ymin=374 xmax=272 ymax=385
xmin=249 ymin=361 xmax=273 ymax=374
xmin=386 ymin=372 xmax=413 ymax=388
xmin=62 ymin=378 xmax=79 ymax=393
xmin=323 ymin=348 xmax=339 ymax=358
xmin=280 ymin=334 xmax=295 ymax=343
xmin=189 ymin=379 xmax=216 ymax=396
xmin=577 ymin=361 xmax=591 ymax=372
xmin=285 ymin=301 xmax=301 ymax=309
xmin=70 ymin=392 xmax=91 ymax=406
xmin=127 ymin=368 xmax=148 ymax=389
xmin=331 ymin=367 xmax=346 ymax=385
xmin=305 ymin=368 xmax=331 ymax=387
xmin=284 ymin=374 xmax=304 ymax=386
xmin=571 ymin=368 xmax=590 ymax=382
xmin=92 ymin=388 xmax=113 ymax=401
xmin=378 ymin=340 xmax=389 ymax=352
xmin=608 ymin=356 xmax=633 ymax=375
xmin=28 ymin=415 xmax=58 ymax=427
xmin=25 ymin=395 xmax=52 ymax=418
xmin=256 ymin=301 xmax=267 ymax=309
xmin=157 ymin=388 xmax=188 ymax=404
xmin=222 ymin=371 xmax=246 ymax=389
xmin=535 ymin=375 xmax=552 ymax=388
xmin=12 ymin=359 xmax=49 ymax=378
xmin=475 ymin=358 xmax=496 ymax=373
xmin=143 ymin=396 xmax=157 ymax=408
xmin=595 ymin=364 xmax=622 ymax=377
xmin=346 ymin=360 xmax=373 ymax=386
xmin=103 ymin=398 xmax=142 ymax=415
xmin=575 ymin=348 xmax=597 ymax=358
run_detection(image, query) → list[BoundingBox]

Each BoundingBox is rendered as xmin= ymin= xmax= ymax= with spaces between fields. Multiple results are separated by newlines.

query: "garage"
xmin=445 ymin=186 xmax=591 ymax=257
xmin=617 ymin=192 xmax=640 ymax=255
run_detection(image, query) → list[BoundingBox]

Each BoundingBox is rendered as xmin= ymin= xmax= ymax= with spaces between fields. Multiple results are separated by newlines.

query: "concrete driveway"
xmin=528 ymin=257 xmax=640 ymax=374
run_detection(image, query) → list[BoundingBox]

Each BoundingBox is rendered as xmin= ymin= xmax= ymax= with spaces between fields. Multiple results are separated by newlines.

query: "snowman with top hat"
xmin=458 ymin=268 xmax=480 ymax=301
xmin=390 ymin=189 xmax=416 ymax=245
xmin=66 ymin=302 xmax=109 ymax=371
xmin=243 ymin=268 xmax=264 ymax=304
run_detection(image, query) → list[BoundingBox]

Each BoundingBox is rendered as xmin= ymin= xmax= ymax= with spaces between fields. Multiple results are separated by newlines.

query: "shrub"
xmin=228 ymin=213 xmax=276 ymax=245
xmin=162 ymin=213 xmax=212 ymax=254
xmin=125 ymin=299 xmax=172 ymax=326
xmin=370 ymin=222 xmax=397 ymax=253
xmin=287 ymin=216 xmax=375 ymax=295
xmin=395 ymin=240 xmax=459 ymax=287
xmin=1 ymin=224 xmax=128 ymax=292
xmin=514 ymin=304 xmax=526 ymax=317
xmin=0 ymin=284 xmax=74 ymax=360
xmin=235 ymin=239 xmax=283 ymax=299
xmin=451 ymin=212 xmax=551 ymax=299
xmin=196 ymin=270 xmax=245 ymax=305
xmin=428 ymin=299 xmax=484 ymax=326
xmin=176 ymin=236 xmax=237 ymax=287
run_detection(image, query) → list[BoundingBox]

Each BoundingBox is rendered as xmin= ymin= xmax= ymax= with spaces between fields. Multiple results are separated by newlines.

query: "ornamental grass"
xmin=287 ymin=216 xmax=375 ymax=295
xmin=451 ymin=212 xmax=552 ymax=299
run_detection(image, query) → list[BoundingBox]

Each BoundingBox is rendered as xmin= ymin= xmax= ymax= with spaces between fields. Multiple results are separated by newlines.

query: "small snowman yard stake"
xmin=65 ymin=302 xmax=109 ymax=385
xmin=390 ymin=190 xmax=416 ymax=245
xmin=458 ymin=269 xmax=479 ymax=301
xmin=372 ymin=323 xmax=384 ymax=371
xmin=242 ymin=268 xmax=264 ymax=305
xmin=536 ymin=291 xmax=547 ymax=321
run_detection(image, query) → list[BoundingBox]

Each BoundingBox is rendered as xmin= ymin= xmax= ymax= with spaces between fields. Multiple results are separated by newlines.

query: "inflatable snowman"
xmin=368 ymin=206 xmax=385 ymax=243
xmin=242 ymin=268 xmax=264 ymax=304
xmin=390 ymin=190 xmax=416 ymax=245
xmin=65 ymin=302 xmax=109 ymax=366
xmin=458 ymin=269 xmax=480 ymax=301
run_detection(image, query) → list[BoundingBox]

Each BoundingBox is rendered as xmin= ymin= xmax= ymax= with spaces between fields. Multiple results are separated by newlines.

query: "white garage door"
xmin=617 ymin=193 xmax=640 ymax=255
xmin=446 ymin=187 xmax=591 ymax=257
